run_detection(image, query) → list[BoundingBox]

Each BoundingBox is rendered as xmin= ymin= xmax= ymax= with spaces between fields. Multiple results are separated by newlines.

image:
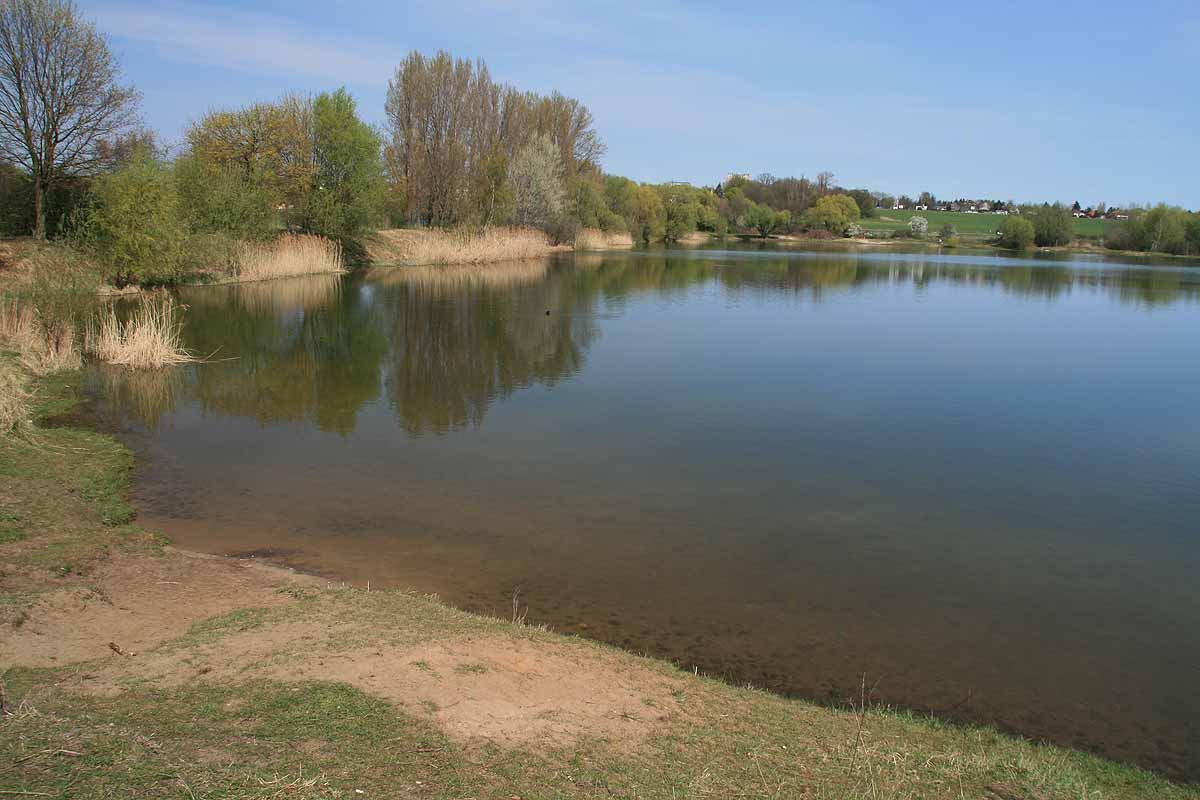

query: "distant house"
xmin=978 ymin=202 xmax=992 ymax=212
xmin=914 ymin=204 xmax=928 ymax=211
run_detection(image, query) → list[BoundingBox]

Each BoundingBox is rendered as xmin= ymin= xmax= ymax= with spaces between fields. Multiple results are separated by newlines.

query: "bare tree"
xmin=0 ymin=0 xmax=139 ymax=238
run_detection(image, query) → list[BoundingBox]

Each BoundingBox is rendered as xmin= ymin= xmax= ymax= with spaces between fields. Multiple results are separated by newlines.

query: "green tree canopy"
xmin=747 ymin=203 xmax=790 ymax=237
xmin=998 ymin=216 xmax=1035 ymax=249
xmin=305 ymin=88 xmax=385 ymax=241
xmin=802 ymin=194 xmax=860 ymax=234
xmin=1031 ymin=204 xmax=1073 ymax=247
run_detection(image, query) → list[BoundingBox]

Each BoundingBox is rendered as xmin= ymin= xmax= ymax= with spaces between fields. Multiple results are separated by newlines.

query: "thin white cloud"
xmin=92 ymin=2 xmax=399 ymax=86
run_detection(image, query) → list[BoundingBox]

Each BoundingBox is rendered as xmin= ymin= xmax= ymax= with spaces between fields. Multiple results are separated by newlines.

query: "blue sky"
xmin=85 ymin=0 xmax=1198 ymax=208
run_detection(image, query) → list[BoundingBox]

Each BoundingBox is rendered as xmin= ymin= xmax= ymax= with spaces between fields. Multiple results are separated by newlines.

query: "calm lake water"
xmin=92 ymin=246 xmax=1200 ymax=779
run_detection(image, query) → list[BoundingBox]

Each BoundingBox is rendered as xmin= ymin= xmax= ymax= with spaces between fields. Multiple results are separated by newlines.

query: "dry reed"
xmin=85 ymin=296 xmax=194 ymax=369
xmin=370 ymin=260 xmax=549 ymax=294
xmin=368 ymin=227 xmax=554 ymax=266
xmin=236 ymin=234 xmax=344 ymax=282
xmin=0 ymin=355 xmax=27 ymax=433
xmin=574 ymin=228 xmax=634 ymax=251
xmin=0 ymin=298 xmax=80 ymax=375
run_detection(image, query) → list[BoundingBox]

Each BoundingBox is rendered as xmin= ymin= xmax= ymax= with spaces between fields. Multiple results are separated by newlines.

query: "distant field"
xmin=863 ymin=209 xmax=1114 ymax=239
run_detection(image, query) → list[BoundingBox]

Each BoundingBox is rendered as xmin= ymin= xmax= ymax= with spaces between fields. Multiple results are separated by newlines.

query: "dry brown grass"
xmin=235 ymin=234 xmax=344 ymax=282
xmin=0 ymin=353 xmax=27 ymax=432
xmin=0 ymin=297 xmax=81 ymax=374
xmin=574 ymin=228 xmax=634 ymax=251
xmin=368 ymin=260 xmax=549 ymax=294
xmin=366 ymin=227 xmax=554 ymax=266
xmin=85 ymin=296 xmax=194 ymax=369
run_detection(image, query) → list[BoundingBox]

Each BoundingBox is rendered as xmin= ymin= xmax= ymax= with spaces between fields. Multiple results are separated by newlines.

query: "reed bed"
xmin=370 ymin=260 xmax=549 ymax=294
xmin=236 ymin=234 xmax=344 ymax=281
xmin=574 ymin=228 xmax=634 ymax=251
xmin=85 ymin=296 xmax=194 ymax=369
xmin=0 ymin=298 xmax=81 ymax=374
xmin=368 ymin=227 xmax=554 ymax=266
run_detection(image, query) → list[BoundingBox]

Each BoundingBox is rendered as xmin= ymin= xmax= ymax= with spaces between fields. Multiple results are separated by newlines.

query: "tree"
xmin=659 ymin=183 xmax=700 ymax=241
xmin=1031 ymin=203 xmax=1073 ymax=247
xmin=628 ymin=184 xmax=664 ymax=242
xmin=186 ymin=95 xmax=314 ymax=218
xmin=846 ymin=189 xmax=876 ymax=219
xmin=747 ymin=202 xmax=789 ymax=237
xmin=802 ymin=194 xmax=860 ymax=234
xmin=0 ymin=0 xmax=139 ymax=238
xmin=908 ymin=215 xmax=928 ymax=237
xmin=385 ymin=50 xmax=602 ymax=227
xmin=304 ymin=88 xmax=384 ymax=241
xmin=998 ymin=216 xmax=1035 ymax=249
xmin=508 ymin=133 xmax=563 ymax=228
xmin=74 ymin=153 xmax=184 ymax=285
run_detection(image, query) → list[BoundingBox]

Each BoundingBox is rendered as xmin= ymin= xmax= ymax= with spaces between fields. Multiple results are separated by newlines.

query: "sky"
xmin=84 ymin=0 xmax=1199 ymax=208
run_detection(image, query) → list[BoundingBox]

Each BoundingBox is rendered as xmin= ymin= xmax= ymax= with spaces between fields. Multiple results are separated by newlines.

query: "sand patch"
xmin=0 ymin=548 xmax=315 ymax=666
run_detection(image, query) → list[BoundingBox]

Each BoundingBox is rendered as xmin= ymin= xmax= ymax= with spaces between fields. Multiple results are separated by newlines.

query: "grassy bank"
xmin=861 ymin=209 xmax=1114 ymax=240
xmin=0 ymin=365 xmax=1195 ymax=798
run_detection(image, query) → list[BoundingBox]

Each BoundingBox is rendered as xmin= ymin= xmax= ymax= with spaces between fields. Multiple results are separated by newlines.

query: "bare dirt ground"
xmin=2 ymin=546 xmax=682 ymax=750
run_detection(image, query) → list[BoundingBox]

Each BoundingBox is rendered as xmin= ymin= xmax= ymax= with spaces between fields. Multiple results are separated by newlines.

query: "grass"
xmin=84 ymin=296 xmax=194 ymax=369
xmin=0 ymin=368 xmax=1197 ymax=798
xmin=575 ymin=228 xmax=634 ymax=251
xmin=862 ymin=209 xmax=1115 ymax=240
xmin=365 ymin=226 xmax=555 ymax=266
xmin=235 ymin=234 xmax=344 ymax=282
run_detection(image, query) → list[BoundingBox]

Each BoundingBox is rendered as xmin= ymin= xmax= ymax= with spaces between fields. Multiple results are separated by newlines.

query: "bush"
xmin=908 ymin=216 xmax=928 ymax=237
xmin=939 ymin=223 xmax=957 ymax=239
xmin=548 ymin=214 xmax=582 ymax=246
xmin=175 ymin=155 xmax=274 ymax=240
xmin=998 ymin=216 xmax=1036 ymax=249
xmin=73 ymin=156 xmax=186 ymax=286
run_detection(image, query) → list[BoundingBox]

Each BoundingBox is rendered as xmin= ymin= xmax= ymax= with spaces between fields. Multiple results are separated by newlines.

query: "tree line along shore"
xmin=2 ymin=2 xmax=1200 ymax=795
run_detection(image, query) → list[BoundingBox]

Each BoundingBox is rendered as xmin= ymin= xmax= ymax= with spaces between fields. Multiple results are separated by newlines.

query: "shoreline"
xmin=1 ymin=364 xmax=1197 ymax=795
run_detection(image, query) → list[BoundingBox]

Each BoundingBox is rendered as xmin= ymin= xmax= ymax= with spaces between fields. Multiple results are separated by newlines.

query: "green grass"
xmin=863 ymin=208 xmax=1115 ymax=239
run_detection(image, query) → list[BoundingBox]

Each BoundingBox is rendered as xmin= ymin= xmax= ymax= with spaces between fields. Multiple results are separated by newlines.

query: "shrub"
xmin=175 ymin=155 xmax=274 ymax=240
xmin=908 ymin=216 xmax=929 ymax=237
xmin=845 ymin=223 xmax=865 ymax=238
xmin=998 ymin=216 xmax=1036 ymax=249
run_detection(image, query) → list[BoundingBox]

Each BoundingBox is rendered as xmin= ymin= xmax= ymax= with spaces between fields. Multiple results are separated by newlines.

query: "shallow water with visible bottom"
xmin=92 ymin=246 xmax=1200 ymax=780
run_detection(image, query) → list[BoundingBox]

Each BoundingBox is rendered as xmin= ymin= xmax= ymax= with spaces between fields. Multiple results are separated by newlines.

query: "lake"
xmin=90 ymin=246 xmax=1200 ymax=780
